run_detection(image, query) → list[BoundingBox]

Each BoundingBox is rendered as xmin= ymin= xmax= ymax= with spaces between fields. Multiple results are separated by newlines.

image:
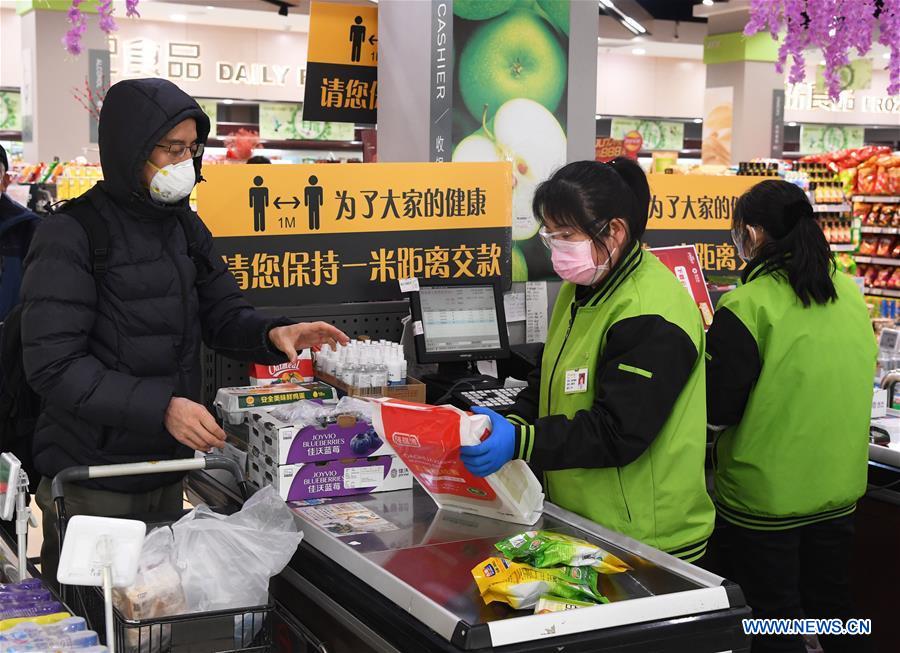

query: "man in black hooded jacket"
xmin=21 ymin=78 xmax=348 ymax=583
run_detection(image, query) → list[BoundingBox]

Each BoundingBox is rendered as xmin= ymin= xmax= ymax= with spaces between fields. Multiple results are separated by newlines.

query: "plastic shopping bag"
xmin=172 ymin=486 xmax=303 ymax=613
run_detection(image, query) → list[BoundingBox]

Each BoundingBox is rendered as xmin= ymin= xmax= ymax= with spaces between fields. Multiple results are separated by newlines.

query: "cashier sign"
xmin=197 ymin=162 xmax=513 ymax=306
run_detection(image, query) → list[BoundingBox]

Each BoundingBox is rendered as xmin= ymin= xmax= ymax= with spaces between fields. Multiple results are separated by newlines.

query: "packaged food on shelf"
xmin=876 ymin=237 xmax=895 ymax=258
xmin=856 ymin=153 xmax=900 ymax=196
xmin=859 ymin=237 xmax=878 ymax=256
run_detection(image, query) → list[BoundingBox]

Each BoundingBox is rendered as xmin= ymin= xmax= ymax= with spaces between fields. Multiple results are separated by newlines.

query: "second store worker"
xmin=707 ymin=180 xmax=875 ymax=653
xmin=461 ymin=159 xmax=715 ymax=563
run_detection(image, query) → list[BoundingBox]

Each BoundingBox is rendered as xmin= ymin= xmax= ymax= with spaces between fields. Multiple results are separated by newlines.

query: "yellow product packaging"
xmin=495 ymin=530 xmax=631 ymax=573
xmin=0 ymin=612 xmax=71 ymax=631
xmin=471 ymin=557 xmax=609 ymax=610
xmin=534 ymin=594 xmax=596 ymax=615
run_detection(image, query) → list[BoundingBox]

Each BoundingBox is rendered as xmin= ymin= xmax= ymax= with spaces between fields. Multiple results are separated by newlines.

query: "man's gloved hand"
xmin=459 ymin=406 xmax=516 ymax=477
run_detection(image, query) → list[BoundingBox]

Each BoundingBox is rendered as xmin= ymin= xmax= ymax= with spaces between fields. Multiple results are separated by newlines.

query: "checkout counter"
xmin=191 ymin=282 xmax=750 ymax=651
xmin=186 ymin=471 xmax=750 ymax=653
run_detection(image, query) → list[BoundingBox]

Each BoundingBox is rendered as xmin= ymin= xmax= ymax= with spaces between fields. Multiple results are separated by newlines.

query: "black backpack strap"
xmin=59 ymin=196 xmax=110 ymax=281
xmin=53 ymin=192 xmax=109 ymax=283
xmin=175 ymin=211 xmax=214 ymax=283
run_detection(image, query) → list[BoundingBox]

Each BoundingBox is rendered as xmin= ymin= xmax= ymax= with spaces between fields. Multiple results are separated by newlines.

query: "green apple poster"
xmin=431 ymin=0 xmax=570 ymax=281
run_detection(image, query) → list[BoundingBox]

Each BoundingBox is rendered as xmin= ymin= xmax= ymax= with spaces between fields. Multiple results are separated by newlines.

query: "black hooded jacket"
xmin=21 ymin=78 xmax=287 ymax=492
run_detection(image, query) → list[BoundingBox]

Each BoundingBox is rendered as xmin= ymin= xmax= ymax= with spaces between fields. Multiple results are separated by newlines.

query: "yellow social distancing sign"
xmin=197 ymin=162 xmax=513 ymax=238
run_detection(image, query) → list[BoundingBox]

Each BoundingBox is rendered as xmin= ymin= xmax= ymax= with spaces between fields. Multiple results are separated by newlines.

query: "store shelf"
xmin=865 ymin=288 xmax=900 ymax=298
xmin=857 ymin=256 xmax=900 ymax=266
xmin=853 ymin=195 xmax=900 ymax=204
xmin=813 ymin=203 xmax=852 ymax=213
xmin=830 ymin=244 xmax=856 ymax=252
xmin=861 ymin=226 xmax=900 ymax=235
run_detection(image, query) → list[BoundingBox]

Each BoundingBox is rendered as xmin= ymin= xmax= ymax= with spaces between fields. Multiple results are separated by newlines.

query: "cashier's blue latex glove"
xmin=459 ymin=406 xmax=515 ymax=477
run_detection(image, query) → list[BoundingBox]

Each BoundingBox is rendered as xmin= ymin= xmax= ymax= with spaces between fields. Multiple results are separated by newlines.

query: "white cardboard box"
xmin=247 ymin=410 xmax=395 ymax=465
xmin=252 ymin=454 xmax=412 ymax=502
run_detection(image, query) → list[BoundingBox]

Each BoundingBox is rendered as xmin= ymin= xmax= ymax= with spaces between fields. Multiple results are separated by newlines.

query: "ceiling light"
xmin=170 ymin=13 xmax=186 ymax=21
xmin=884 ymin=52 xmax=891 ymax=60
xmin=787 ymin=122 xmax=798 ymax=127
xmin=599 ymin=1 xmax=649 ymax=36
xmin=621 ymin=15 xmax=647 ymax=34
xmin=223 ymin=99 xmax=234 ymax=105
xmin=206 ymin=5 xmax=214 ymax=9
xmin=693 ymin=118 xmax=703 ymax=123
xmin=703 ymin=0 xmax=714 ymax=5
xmin=632 ymin=47 xmax=646 ymax=55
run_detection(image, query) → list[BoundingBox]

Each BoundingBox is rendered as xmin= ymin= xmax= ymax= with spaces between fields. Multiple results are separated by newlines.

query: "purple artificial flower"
xmin=878 ymin=0 xmax=900 ymax=95
xmin=97 ymin=0 xmax=118 ymax=34
xmin=62 ymin=0 xmax=87 ymax=56
xmin=745 ymin=0 xmax=896 ymax=100
xmin=126 ymin=0 xmax=141 ymax=19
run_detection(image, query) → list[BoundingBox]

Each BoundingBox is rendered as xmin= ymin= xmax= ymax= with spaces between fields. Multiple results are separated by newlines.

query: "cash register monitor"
xmin=410 ymin=281 xmax=509 ymax=366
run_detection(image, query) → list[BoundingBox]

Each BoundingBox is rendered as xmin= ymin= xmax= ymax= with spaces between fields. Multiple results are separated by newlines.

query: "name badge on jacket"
xmin=564 ymin=368 xmax=589 ymax=394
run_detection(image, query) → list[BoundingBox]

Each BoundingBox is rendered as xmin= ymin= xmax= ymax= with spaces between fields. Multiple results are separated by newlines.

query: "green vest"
xmin=713 ymin=269 xmax=876 ymax=530
xmin=540 ymin=250 xmax=714 ymax=560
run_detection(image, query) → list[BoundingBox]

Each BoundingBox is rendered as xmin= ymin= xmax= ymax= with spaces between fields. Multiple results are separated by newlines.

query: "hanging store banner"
xmin=799 ymin=124 xmax=865 ymax=154
xmin=258 ymin=102 xmax=356 ymax=141
xmin=610 ymin=118 xmax=684 ymax=152
xmin=643 ymin=175 xmax=766 ymax=276
xmin=701 ymin=87 xmax=733 ymax=166
xmin=303 ymin=1 xmax=378 ymax=124
xmin=444 ymin=0 xmax=571 ymax=283
xmin=0 ymin=91 xmax=21 ymax=131
xmin=196 ymin=99 xmax=218 ymax=139
xmin=197 ymin=162 xmax=513 ymax=306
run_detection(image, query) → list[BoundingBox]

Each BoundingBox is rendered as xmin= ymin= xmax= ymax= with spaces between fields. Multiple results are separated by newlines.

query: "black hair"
xmin=532 ymin=158 xmax=651 ymax=250
xmin=735 ymin=179 xmax=836 ymax=307
xmin=247 ymin=155 xmax=271 ymax=164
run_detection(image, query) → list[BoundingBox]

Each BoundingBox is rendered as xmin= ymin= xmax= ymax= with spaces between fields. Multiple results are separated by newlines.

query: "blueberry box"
xmin=252 ymin=455 xmax=413 ymax=502
xmin=248 ymin=410 xmax=395 ymax=465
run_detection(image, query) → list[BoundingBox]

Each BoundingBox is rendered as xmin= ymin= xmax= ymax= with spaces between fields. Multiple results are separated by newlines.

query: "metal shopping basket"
xmin=51 ymin=456 xmax=273 ymax=653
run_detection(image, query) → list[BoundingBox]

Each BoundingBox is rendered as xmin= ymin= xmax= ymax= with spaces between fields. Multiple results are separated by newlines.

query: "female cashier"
xmin=706 ymin=180 xmax=875 ymax=653
xmin=460 ymin=159 xmax=715 ymax=563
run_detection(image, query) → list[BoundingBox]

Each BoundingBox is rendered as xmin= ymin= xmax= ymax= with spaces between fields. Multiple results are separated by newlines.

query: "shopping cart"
xmin=51 ymin=456 xmax=273 ymax=653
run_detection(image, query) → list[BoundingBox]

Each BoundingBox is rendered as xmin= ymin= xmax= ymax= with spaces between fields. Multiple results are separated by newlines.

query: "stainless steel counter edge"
xmin=295 ymin=508 xmax=466 ymax=643
xmin=487 ymin=587 xmax=731 ymax=647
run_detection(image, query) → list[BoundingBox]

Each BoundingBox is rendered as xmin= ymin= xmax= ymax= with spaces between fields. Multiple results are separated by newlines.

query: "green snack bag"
xmin=472 ymin=557 xmax=610 ymax=610
xmin=495 ymin=530 xmax=631 ymax=573
xmin=534 ymin=594 xmax=597 ymax=615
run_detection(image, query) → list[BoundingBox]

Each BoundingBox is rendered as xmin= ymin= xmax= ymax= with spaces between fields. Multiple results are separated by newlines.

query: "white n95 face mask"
xmin=148 ymin=158 xmax=196 ymax=204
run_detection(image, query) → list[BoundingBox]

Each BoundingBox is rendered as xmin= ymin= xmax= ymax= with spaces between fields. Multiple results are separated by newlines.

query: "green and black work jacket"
xmin=508 ymin=243 xmax=715 ymax=562
xmin=707 ymin=264 xmax=877 ymax=530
